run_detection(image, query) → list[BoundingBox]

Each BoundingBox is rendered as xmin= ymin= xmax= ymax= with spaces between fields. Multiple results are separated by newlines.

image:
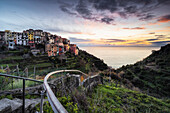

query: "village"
xmin=0 ymin=29 xmax=79 ymax=57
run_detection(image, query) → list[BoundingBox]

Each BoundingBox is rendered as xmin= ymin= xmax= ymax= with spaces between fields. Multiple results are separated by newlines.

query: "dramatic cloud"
xmin=59 ymin=0 xmax=170 ymax=25
xmin=90 ymin=0 xmax=118 ymax=13
xmin=157 ymin=14 xmax=170 ymax=23
xmin=123 ymin=27 xmax=146 ymax=30
xmin=60 ymin=3 xmax=78 ymax=15
xmin=1 ymin=0 xmax=170 ymax=47
xmin=124 ymin=6 xmax=137 ymax=14
xmin=101 ymin=17 xmax=114 ymax=24
xmin=76 ymin=0 xmax=92 ymax=17
xmin=138 ymin=13 xmax=155 ymax=21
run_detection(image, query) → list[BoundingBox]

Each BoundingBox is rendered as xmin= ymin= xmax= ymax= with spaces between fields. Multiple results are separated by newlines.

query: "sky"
xmin=0 ymin=0 xmax=170 ymax=47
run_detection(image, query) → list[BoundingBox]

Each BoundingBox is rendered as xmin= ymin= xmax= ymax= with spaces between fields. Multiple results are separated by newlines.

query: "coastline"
xmin=80 ymin=46 xmax=160 ymax=69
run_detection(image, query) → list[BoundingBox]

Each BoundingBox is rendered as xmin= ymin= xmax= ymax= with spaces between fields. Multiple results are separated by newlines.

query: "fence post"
xmin=25 ymin=67 xmax=28 ymax=77
xmin=16 ymin=65 xmax=19 ymax=76
xmin=7 ymin=65 xmax=9 ymax=74
xmin=34 ymin=66 xmax=36 ymax=79
xmin=12 ymin=78 xmax=13 ymax=89
xmin=22 ymin=79 xmax=25 ymax=113
xmin=40 ymin=90 xmax=45 ymax=113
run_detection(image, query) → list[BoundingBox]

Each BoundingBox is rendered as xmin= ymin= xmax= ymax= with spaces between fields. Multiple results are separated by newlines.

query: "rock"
xmin=0 ymin=102 xmax=12 ymax=113
xmin=0 ymin=98 xmax=22 ymax=113
xmin=13 ymin=98 xmax=42 ymax=110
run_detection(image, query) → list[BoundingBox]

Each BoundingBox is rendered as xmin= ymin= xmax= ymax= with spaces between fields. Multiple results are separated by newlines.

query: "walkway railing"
xmin=0 ymin=70 xmax=100 ymax=113
xmin=0 ymin=73 xmax=43 ymax=113
xmin=43 ymin=69 xmax=89 ymax=113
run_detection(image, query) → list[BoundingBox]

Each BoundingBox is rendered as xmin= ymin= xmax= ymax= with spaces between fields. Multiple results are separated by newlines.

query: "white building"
xmin=16 ymin=33 xmax=23 ymax=45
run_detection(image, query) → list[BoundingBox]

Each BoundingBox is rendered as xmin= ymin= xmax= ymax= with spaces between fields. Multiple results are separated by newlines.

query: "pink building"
xmin=69 ymin=44 xmax=79 ymax=55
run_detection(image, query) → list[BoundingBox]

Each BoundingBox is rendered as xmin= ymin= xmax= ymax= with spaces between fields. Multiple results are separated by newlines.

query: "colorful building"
xmin=22 ymin=31 xmax=29 ymax=46
xmin=0 ymin=31 xmax=5 ymax=47
xmin=26 ymin=29 xmax=35 ymax=48
xmin=45 ymin=43 xmax=58 ymax=57
xmin=1 ymin=29 xmax=79 ymax=57
xmin=34 ymin=30 xmax=43 ymax=44
xmin=16 ymin=33 xmax=22 ymax=45
xmin=70 ymin=44 xmax=79 ymax=55
xmin=62 ymin=38 xmax=70 ymax=51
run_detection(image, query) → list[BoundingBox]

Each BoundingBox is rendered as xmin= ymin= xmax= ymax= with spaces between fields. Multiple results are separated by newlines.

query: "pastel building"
xmin=70 ymin=44 xmax=79 ymax=55
xmin=34 ymin=30 xmax=43 ymax=44
xmin=22 ymin=31 xmax=29 ymax=46
xmin=4 ymin=30 xmax=11 ymax=45
xmin=45 ymin=43 xmax=58 ymax=57
xmin=16 ymin=33 xmax=22 ymax=45
xmin=26 ymin=29 xmax=35 ymax=48
xmin=62 ymin=38 xmax=70 ymax=51
xmin=7 ymin=31 xmax=15 ymax=49
xmin=0 ymin=29 xmax=79 ymax=57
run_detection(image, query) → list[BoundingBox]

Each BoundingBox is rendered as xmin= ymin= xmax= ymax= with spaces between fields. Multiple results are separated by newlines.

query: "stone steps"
xmin=0 ymin=98 xmax=45 ymax=113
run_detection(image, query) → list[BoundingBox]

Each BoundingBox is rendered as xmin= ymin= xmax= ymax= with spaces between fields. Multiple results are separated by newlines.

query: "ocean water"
xmin=80 ymin=47 xmax=160 ymax=69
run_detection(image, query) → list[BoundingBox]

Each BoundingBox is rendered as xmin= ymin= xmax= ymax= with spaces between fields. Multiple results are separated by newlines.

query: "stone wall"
xmin=0 ymin=74 xmax=103 ymax=96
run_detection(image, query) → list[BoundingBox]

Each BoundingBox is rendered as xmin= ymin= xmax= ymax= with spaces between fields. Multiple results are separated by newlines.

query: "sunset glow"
xmin=1 ymin=0 xmax=170 ymax=46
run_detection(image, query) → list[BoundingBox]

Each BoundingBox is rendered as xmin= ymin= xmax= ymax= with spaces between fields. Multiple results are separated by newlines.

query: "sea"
xmin=80 ymin=47 xmax=160 ymax=69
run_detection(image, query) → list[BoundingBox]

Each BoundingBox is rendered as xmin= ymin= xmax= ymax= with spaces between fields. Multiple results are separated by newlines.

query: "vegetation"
xmin=35 ymin=96 xmax=78 ymax=113
xmin=116 ymin=44 xmax=170 ymax=98
xmin=86 ymin=83 xmax=170 ymax=113
xmin=1 ymin=44 xmax=170 ymax=113
xmin=0 ymin=49 xmax=108 ymax=76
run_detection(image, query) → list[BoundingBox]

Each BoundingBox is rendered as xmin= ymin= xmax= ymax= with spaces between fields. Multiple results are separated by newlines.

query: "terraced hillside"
xmin=0 ymin=49 xmax=108 ymax=76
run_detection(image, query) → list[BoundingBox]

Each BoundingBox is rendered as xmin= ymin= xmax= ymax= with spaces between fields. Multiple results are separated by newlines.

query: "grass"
xmin=3 ymin=79 xmax=42 ymax=90
xmin=1 ymin=56 xmax=23 ymax=61
xmin=86 ymin=83 xmax=170 ymax=113
xmin=0 ymin=63 xmax=18 ymax=67
xmin=30 ymin=63 xmax=52 ymax=68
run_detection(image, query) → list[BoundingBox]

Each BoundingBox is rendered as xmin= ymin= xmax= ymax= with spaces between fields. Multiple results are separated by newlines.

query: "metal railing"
xmin=0 ymin=70 xmax=97 ymax=113
xmin=0 ymin=73 xmax=43 ymax=113
xmin=43 ymin=70 xmax=88 ymax=113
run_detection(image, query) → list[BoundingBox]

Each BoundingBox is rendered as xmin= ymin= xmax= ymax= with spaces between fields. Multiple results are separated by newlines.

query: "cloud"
xmin=69 ymin=37 xmax=92 ymax=42
xmin=60 ymin=3 xmax=78 ymax=15
xmin=146 ymin=39 xmax=159 ymax=41
xmin=124 ymin=6 xmax=137 ymax=14
xmin=155 ymin=35 xmax=166 ymax=39
xmin=105 ymin=39 xmax=126 ymax=42
xmin=101 ymin=17 xmax=114 ymax=24
xmin=59 ymin=0 xmax=170 ymax=25
xmin=157 ymin=14 xmax=170 ymax=23
xmin=151 ymin=41 xmax=170 ymax=46
xmin=69 ymin=37 xmax=170 ymax=47
xmin=123 ymin=27 xmax=146 ymax=30
xmin=149 ymin=32 xmax=155 ymax=34
xmin=76 ymin=0 xmax=92 ymax=17
xmin=90 ymin=0 xmax=118 ymax=13
xmin=138 ymin=13 xmax=155 ymax=21
xmin=44 ymin=28 xmax=94 ymax=35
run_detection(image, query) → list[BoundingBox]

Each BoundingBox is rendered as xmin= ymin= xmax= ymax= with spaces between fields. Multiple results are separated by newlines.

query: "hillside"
xmin=35 ymin=80 xmax=170 ymax=113
xmin=116 ymin=44 xmax=170 ymax=98
xmin=0 ymin=49 xmax=108 ymax=76
xmin=86 ymin=83 xmax=170 ymax=113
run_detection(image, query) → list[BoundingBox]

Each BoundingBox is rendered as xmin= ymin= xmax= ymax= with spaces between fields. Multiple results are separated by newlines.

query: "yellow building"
xmin=28 ymin=32 xmax=34 ymax=40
